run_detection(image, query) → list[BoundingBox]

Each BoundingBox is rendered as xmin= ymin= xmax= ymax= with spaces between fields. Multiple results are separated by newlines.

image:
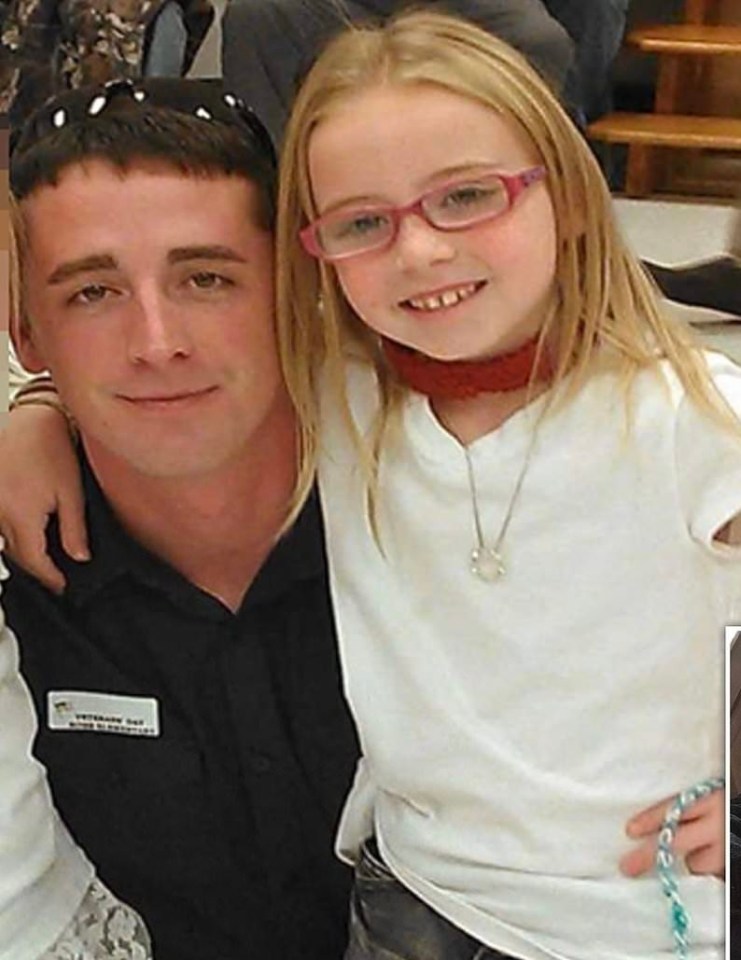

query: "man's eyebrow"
xmin=47 ymin=254 xmax=118 ymax=285
xmin=46 ymin=246 xmax=249 ymax=285
xmin=167 ymin=245 xmax=248 ymax=265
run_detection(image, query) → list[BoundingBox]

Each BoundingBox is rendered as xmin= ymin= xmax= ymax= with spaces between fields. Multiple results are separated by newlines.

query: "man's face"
xmin=15 ymin=160 xmax=284 ymax=480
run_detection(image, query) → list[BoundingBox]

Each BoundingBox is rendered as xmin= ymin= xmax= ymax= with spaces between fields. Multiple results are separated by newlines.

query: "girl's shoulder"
xmin=676 ymin=348 xmax=741 ymax=396
xmin=664 ymin=351 xmax=741 ymax=549
xmin=703 ymin=349 xmax=741 ymax=409
xmin=589 ymin=349 xmax=741 ymax=431
xmin=664 ymin=349 xmax=741 ymax=435
xmin=624 ymin=349 xmax=741 ymax=408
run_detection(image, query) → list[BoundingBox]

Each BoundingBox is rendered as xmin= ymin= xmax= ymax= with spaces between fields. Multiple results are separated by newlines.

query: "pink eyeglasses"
xmin=299 ymin=166 xmax=547 ymax=261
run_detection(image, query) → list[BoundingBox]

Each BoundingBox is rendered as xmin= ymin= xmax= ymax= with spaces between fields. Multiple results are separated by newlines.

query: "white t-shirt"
xmin=0 ymin=550 xmax=93 ymax=960
xmin=319 ymin=352 xmax=741 ymax=960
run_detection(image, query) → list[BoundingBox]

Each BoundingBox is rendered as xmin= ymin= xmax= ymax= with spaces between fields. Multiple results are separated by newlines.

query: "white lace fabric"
xmin=41 ymin=879 xmax=153 ymax=960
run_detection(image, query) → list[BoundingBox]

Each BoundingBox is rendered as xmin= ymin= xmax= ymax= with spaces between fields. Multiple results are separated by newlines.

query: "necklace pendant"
xmin=470 ymin=546 xmax=505 ymax=582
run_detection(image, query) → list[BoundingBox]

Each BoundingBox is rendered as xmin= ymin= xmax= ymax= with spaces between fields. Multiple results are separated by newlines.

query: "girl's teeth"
xmin=408 ymin=283 xmax=478 ymax=312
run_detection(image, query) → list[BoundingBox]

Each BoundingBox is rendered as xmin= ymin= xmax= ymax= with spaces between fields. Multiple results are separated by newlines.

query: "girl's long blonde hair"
xmin=276 ymin=8 xmax=737 ymax=526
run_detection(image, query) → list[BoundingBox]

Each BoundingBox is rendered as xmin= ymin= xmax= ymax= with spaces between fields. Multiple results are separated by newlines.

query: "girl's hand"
xmin=0 ymin=405 xmax=89 ymax=593
xmin=620 ymin=789 xmax=725 ymax=879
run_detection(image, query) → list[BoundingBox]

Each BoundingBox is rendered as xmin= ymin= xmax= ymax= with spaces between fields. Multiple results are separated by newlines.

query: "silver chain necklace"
xmin=464 ymin=424 xmax=540 ymax=582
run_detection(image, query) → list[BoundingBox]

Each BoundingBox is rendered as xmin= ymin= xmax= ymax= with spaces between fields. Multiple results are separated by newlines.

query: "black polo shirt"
xmin=4 ymin=457 xmax=360 ymax=960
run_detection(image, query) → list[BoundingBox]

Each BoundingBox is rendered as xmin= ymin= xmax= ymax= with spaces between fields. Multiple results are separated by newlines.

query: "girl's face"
xmin=307 ymin=83 xmax=558 ymax=362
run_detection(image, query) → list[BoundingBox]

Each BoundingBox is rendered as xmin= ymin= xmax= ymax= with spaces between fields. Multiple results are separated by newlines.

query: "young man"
xmin=5 ymin=78 xmax=359 ymax=960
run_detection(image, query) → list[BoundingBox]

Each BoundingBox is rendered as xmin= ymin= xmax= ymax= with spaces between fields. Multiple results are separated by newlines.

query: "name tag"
xmin=47 ymin=690 xmax=160 ymax=737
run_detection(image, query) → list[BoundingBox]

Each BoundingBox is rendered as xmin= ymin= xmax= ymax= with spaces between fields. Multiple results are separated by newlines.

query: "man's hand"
xmin=0 ymin=405 xmax=89 ymax=593
xmin=620 ymin=789 xmax=725 ymax=879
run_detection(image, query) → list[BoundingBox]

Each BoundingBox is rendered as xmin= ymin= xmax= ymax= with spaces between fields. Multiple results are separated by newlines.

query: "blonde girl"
xmin=275 ymin=10 xmax=740 ymax=960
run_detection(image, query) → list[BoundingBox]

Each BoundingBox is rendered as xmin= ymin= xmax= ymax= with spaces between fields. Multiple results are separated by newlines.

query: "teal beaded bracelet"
xmin=656 ymin=776 xmax=725 ymax=959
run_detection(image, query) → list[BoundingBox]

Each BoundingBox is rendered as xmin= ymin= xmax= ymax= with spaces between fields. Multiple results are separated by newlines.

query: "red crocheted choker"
xmin=381 ymin=334 xmax=552 ymax=399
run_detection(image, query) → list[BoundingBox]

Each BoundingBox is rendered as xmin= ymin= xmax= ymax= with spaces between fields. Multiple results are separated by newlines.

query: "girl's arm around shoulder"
xmin=0 ymin=404 xmax=89 ymax=593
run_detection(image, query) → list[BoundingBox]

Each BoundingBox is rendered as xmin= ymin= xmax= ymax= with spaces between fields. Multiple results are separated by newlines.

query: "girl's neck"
xmin=432 ymin=382 xmax=550 ymax=445
xmin=381 ymin=331 xmax=554 ymax=445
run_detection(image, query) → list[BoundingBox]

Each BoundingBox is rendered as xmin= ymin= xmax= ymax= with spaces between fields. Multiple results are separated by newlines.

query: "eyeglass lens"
xmin=316 ymin=175 xmax=510 ymax=257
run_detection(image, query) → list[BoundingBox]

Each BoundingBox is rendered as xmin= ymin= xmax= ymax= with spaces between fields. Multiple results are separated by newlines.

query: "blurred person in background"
xmin=221 ymin=0 xmax=629 ymax=145
xmin=0 ymin=0 xmax=213 ymax=121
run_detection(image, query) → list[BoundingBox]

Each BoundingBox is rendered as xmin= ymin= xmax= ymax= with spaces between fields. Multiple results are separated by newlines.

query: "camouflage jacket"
xmin=0 ymin=0 xmax=213 ymax=116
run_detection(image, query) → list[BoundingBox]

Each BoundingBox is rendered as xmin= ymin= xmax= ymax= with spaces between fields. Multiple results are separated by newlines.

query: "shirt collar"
xmin=52 ymin=450 xmax=327 ymax=614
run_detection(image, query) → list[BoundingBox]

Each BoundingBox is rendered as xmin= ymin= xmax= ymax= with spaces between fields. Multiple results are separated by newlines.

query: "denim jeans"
xmin=345 ymin=840 xmax=515 ymax=960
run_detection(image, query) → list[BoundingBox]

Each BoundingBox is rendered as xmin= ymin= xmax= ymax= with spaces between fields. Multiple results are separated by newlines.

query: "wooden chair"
xmin=587 ymin=0 xmax=741 ymax=196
